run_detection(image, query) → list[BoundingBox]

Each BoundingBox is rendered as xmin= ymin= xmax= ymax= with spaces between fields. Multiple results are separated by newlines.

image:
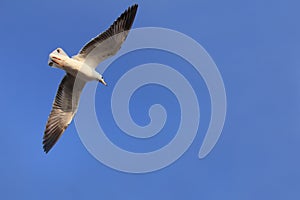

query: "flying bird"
xmin=43 ymin=4 xmax=138 ymax=153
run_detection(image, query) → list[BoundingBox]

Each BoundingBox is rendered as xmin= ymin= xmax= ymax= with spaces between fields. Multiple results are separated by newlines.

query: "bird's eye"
xmin=57 ymin=49 xmax=60 ymax=53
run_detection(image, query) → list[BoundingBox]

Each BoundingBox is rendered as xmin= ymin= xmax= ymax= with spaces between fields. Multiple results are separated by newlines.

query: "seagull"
xmin=43 ymin=4 xmax=138 ymax=153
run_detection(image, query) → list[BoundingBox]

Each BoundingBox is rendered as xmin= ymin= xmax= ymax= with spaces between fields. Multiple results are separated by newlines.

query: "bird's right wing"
xmin=43 ymin=74 xmax=85 ymax=153
xmin=73 ymin=4 xmax=138 ymax=68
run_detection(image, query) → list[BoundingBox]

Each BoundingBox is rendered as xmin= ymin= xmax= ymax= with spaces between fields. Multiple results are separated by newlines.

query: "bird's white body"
xmin=49 ymin=50 xmax=103 ymax=82
xmin=66 ymin=57 xmax=103 ymax=81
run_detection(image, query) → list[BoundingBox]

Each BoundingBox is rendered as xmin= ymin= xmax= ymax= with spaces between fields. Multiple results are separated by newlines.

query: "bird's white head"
xmin=48 ymin=48 xmax=69 ymax=68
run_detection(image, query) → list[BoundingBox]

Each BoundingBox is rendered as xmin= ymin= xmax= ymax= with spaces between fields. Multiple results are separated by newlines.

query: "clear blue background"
xmin=1 ymin=0 xmax=299 ymax=199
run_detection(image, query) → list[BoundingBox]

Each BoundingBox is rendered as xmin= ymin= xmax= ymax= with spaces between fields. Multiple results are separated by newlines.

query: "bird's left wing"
xmin=73 ymin=4 xmax=138 ymax=68
xmin=43 ymin=74 xmax=85 ymax=153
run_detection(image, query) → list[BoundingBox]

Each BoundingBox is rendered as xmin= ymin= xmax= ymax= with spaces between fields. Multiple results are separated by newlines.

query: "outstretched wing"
xmin=73 ymin=4 xmax=138 ymax=68
xmin=43 ymin=74 xmax=85 ymax=153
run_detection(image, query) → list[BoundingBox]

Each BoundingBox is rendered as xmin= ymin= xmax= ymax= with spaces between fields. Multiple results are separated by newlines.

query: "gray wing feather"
xmin=73 ymin=4 xmax=138 ymax=68
xmin=43 ymin=74 xmax=85 ymax=153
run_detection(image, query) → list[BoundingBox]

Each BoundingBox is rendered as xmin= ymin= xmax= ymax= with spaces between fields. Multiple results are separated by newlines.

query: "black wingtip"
xmin=42 ymin=126 xmax=64 ymax=154
xmin=128 ymin=4 xmax=138 ymax=16
xmin=43 ymin=141 xmax=50 ymax=154
xmin=43 ymin=141 xmax=55 ymax=154
xmin=131 ymin=4 xmax=138 ymax=10
xmin=43 ymin=139 xmax=52 ymax=154
xmin=130 ymin=4 xmax=138 ymax=17
xmin=118 ymin=4 xmax=138 ymax=31
xmin=43 ymin=147 xmax=50 ymax=154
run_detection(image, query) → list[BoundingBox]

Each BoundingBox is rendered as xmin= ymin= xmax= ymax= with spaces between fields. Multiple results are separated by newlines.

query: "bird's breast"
xmin=64 ymin=58 xmax=99 ymax=81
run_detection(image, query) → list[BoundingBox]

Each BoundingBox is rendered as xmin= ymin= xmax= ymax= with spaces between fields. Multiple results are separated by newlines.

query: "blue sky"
xmin=1 ymin=0 xmax=300 ymax=199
